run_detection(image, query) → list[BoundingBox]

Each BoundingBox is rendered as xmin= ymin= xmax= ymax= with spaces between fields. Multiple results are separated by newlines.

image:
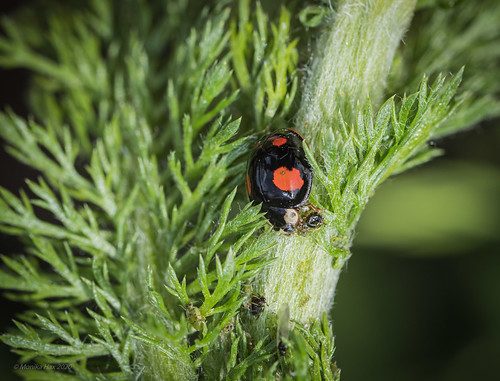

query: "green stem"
xmin=298 ymin=0 xmax=416 ymax=148
xmin=257 ymin=233 xmax=342 ymax=323
xmin=255 ymin=0 xmax=417 ymax=326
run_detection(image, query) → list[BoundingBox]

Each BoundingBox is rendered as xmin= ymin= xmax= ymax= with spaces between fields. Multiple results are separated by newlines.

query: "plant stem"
xmin=255 ymin=233 xmax=343 ymax=324
xmin=255 ymin=0 xmax=417 ymax=326
xmin=298 ymin=0 xmax=416 ymax=147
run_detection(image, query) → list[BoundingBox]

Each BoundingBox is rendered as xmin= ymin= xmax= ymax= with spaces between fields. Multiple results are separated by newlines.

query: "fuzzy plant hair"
xmin=0 ymin=0 xmax=499 ymax=380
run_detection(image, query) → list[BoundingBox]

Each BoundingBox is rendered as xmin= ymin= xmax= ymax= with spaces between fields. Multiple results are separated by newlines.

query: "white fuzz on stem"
xmin=256 ymin=0 xmax=417 ymax=325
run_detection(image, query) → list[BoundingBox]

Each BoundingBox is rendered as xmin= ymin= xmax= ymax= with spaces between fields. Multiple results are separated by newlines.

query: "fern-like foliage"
xmin=308 ymin=70 xmax=464 ymax=240
xmin=0 ymin=1 xmax=304 ymax=379
xmin=0 ymin=0 xmax=498 ymax=380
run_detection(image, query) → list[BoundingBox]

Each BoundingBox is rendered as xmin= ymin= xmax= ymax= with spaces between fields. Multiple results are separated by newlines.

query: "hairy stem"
xmin=298 ymin=0 xmax=416 ymax=148
xmin=255 ymin=0 xmax=417 ymax=326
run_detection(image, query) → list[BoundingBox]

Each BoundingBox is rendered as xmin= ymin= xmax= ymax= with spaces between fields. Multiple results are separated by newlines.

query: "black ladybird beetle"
xmin=246 ymin=129 xmax=322 ymax=233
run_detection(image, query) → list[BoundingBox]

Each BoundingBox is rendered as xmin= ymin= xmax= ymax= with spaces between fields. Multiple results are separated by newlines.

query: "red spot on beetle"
xmin=272 ymin=167 xmax=304 ymax=191
xmin=272 ymin=137 xmax=287 ymax=146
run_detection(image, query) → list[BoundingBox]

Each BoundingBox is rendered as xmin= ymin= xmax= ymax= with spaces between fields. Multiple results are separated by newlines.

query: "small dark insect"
xmin=278 ymin=340 xmax=287 ymax=356
xmin=295 ymin=209 xmax=323 ymax=234
xmin=249 ymin=295 xmax=266 ymax=317
xmin=305 ymin=211 xmax=323 ymax=228
xmin=221 ymin=317 xmax=235 ymax=334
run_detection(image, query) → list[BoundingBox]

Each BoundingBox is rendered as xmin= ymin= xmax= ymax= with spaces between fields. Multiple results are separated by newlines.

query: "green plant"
xmin=0 ymin=0 xmax=499 ymax=379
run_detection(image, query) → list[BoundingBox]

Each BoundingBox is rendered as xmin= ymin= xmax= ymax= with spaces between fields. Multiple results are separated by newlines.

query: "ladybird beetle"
xmin=246 ymin=129 xmax=322 ymax=233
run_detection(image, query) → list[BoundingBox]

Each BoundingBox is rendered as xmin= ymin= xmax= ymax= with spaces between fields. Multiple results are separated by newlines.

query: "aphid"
xmin=278 ymin=340 xmax=287 ymax=356
xmin=296 ymin=209 xmax=324 ymax=234
xmin=221 ymin=318 xmax=235 ymax=335
xmin=249 ymin=294 xmax=266 ymax=317
xmin=185 ymin=302 xmax=205 ymax=331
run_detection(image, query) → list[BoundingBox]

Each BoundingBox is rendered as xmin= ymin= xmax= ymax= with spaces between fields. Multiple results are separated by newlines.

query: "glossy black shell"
xmin=246 ymin=129 xmax=313 ymax=229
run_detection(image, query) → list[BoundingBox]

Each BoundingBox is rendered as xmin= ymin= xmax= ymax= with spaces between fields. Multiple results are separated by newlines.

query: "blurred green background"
xmin=333 ymin=123 xmax=500 ymax=381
